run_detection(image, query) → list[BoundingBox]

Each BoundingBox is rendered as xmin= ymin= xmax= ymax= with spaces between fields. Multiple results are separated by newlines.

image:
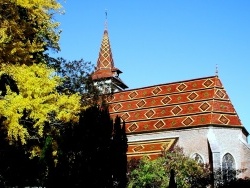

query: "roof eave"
xmin=126 ymin=124 xmax=247 ymax=135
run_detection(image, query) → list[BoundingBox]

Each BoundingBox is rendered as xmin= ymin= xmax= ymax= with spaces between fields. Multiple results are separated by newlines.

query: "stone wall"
xmin=128 ymin=126 xmax=250 ymax=178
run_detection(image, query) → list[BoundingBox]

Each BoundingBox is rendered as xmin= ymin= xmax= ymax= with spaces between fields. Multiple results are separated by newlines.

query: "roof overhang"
xmin=127 ymin=137 xmax=178 ymax=160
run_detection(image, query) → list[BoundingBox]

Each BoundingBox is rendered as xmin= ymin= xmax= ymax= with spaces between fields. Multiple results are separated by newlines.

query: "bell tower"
xmin=92 ymin=13 xmax=128 ymax=93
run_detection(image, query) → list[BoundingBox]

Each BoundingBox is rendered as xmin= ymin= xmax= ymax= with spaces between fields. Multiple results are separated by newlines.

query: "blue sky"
xmin=54 ymin=0 xmax=250 ymax=132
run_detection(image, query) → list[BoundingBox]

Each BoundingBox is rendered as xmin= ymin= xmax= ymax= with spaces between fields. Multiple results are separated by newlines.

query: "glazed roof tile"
xmin=109 ymin=76 xmax=242 ymax=134
xmin=92 ymin=29 xmax=128 ymax=89
xmin=127 ymin=138 xmax=177 ymax=160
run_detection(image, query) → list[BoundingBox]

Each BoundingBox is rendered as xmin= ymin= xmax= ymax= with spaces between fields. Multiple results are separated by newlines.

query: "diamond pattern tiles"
xmin=152 ymin=87 xmax=162 ymax=95
xmin=137 ymin=100 xmax=146 ymax=108
xmin=128 ymin=123 xmax=139 ymax=132
xmin=96 ymin=30 xmax=114 ymax=70
xmin=109 ymin=76 xmax=242 ymax=133
xmin=216 ymin=89 xmax=226 ymax=99
xmin=219 ymin=115 xmax=229 ymax=124
xmin=110 ymin=77 xmax=219 ymax=103
xmin=172 ymin=106 xmax=182 ymax=115
xmin=145 ymin=110 xmax=155 ymax=118
xmin=127 ymin=138 xmax=177 ymax=160
xmin=161 ymin=96 xmax=172 ymax=104
xmin=209 ymin=114 xmax=241 ymax=125
xmin=110 ymin=90 xmax=215 ymax=112
xmin=199 ymin=102 xmax=210 ymax=111
xmin=203 ymin=79 xmax=214 ymax=87
xmin=133 ymin=145 xmax=144 ymax=152
xmin=122 ymin=113 xmax=241 ymax=133
xmin=154 ymin=120 xmax=165 ymax=129
xmin=177 ymin=83 xmax=187 ymax=91
xmin=121 ymin=113 xmax=130 ymax=121
xmin=188 ymin=92 xmax=198 ymax=101
xmin=112 ymin=101 xmax=219 ymax=123
xmin=129 ymin=91 xmax=138 ymax=99
xmin=111 ymin=90 xmax=217 ymax=106
xmin=182 ymin=117 xmax=194 ymax=126
xmin=113 ymin=103 xmax=122 ymax=111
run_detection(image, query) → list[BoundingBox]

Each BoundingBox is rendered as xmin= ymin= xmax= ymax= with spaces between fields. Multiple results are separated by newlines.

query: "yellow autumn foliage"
xmin=0 ymin=63 xmax=81 ymax=145
xmin=0 ymin=0 xmax=61 ymax=65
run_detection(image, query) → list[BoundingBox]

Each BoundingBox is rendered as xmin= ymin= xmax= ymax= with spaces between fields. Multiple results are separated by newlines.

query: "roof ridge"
xmin=116 ymin=75 xmax=218 ymax=93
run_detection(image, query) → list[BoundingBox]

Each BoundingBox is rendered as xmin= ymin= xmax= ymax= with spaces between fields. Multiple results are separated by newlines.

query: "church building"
xmin=92 ymin=21 xmax=250 ymax=178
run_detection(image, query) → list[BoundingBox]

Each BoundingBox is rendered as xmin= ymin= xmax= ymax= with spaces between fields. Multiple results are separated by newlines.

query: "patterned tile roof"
xmin=92 ymin=30 xmax=114 ymax=79
xmin=109 ymin=76 xmax=242 ymax=134
xmin=92 ymin=29 xmax=128 ymax=89
xmin=127 ymin=138 xmax=177 ymax=160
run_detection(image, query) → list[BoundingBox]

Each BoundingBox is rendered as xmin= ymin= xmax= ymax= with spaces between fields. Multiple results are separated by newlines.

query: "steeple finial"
xmin=105 ymin=9 xmax=108 ymax=30
xmin=215 ymin=64 xmax=218 ymax=76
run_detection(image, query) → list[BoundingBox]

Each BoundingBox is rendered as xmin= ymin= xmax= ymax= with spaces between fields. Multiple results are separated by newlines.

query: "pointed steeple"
xmin=92 ymin=13 xmax=128 ymax=92
xmin=95 ymin=29 xmax=114 ymax=72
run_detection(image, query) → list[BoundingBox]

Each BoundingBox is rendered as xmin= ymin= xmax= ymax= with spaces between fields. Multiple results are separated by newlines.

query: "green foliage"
xmin=48 ymin=57 xmax=101 ymax=106
xmin=128 ymin=157 xmax=169 ymax=188
xmin=161 ymin=147 xmax=211 ymax=188
xmin=127 ymin=147 xmax=211 ymax=188
xmin=48 ymin=58 xmax=92 ymax=93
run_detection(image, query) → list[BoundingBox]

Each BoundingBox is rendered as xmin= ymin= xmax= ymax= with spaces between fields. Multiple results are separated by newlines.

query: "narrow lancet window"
xmin=222 ymin=153 xmax=236 ymax=182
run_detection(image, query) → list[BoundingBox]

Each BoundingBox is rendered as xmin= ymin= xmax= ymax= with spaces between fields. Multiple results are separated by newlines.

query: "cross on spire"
xmin=105 ymin=9 xmax=108 ymax=20
xmin=105 ymin=9 xmax=108 ymax=30
xmin=215 ymin=64 xmax=218 ymax=76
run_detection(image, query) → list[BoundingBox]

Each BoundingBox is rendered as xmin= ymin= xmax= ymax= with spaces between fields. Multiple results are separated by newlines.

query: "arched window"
xmin=192 ymin=153 xmax=204 ymax=164
xmin=222 ymin=153 xmax=236 ymax=182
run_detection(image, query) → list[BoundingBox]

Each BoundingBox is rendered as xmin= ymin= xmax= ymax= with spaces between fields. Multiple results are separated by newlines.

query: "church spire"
xmin=92 ymin=13 xmax=128 ymax=92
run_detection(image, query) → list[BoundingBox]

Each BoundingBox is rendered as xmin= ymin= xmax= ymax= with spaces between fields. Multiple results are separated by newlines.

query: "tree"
xmin=0 ymin=0 xmax=61 ymax=65
xmin=0 ymin=129 xmax=45 ymax=187
xmin=48 ymin=57 xmax=101 ymax=106
xmin=0 ymin=63 xmax=81 ymax=156
xmin=0 ymin=1 xmax=128 ymax=187
xmin=128 ymin=156 xmax=169 ymax=188
xmin=0 ymin=0 xmax=80 ymax=150
xmin=48 ymin=58 xmax=92 ymax=94
xmin=213 ymin=167 xmax=248 ymax=188
xmin=46 ymin=106 xmax=128 ymax=188
xmin=111 ymin=116 xmax=128 ymax=188
xmin=0 ymin=1 xmax=85 ymax=186
xmin=127 ymin=147 xmax=211 ymax=188
xmin=217 ymin=177 xmax=250 ymax=188
xmin=161 ymin=147 xmax=211 ymax=188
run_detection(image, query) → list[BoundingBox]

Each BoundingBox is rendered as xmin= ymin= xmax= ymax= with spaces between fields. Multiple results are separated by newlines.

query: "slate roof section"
xmin=109 ymin=76 xmax=243 ymax=134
